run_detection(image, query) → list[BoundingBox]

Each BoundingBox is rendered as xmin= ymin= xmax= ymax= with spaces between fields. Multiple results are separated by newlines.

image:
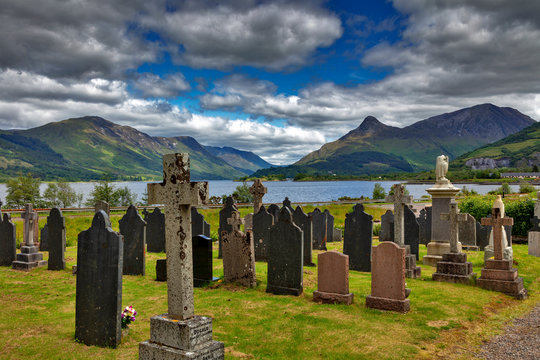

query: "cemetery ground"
xmin=0 ymin=204 xmax=539 ymax=359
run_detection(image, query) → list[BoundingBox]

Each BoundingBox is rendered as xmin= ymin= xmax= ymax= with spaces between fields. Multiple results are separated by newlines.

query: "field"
xmin=0 ymin=204 xmax=539 ymax=359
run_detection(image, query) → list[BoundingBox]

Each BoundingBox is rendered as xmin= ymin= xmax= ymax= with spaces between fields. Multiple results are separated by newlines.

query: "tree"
xmin=116 ymin=186 xmax=137 ymax=206
xmin=42 ymin=181 xmax=83 ymax=208
xmin=231 ymin=181 xmax=253 ymax=203
xmin=372 ymin=183 xmax=386 ymax=200
xmin=388 ymin=184 xmax=409 ymax=197
xmin=5 ymin=173 xmax=42 ymax=209
xmin=85 ymin=180 xmax=120 ymax=207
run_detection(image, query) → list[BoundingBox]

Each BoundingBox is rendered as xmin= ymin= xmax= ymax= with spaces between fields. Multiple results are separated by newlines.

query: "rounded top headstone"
xmin=92 ymin=210 xmax=112 ymax=229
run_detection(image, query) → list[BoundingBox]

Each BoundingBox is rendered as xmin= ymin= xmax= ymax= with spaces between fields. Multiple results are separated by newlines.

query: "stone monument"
xmin=218 ymin=196 xmax=237 ymax=259
xmin=253 ymin=205 xmax=273 ymax=262
xmin=343 ymin=204 xmax=373 ymax=272
xmin=313 ymin=251 xmax=354 ymax=305
xmin=12 ymin=203 xmax=47 ymax=271
xmin=192 ymin=207 xmax=211 ymax=238
xmin=292 ymin=206 xmax=314 ymax=267
xmin=95 ymin=200 xmax=110 ymax=216
xmin=379 ymin=210 xmax=394 ymax=242
xmin=47 ymin=208 xmax=66 ymax=271
xmin=528 ymin=216 xmax=540 ymax=257
xmin=119 ymin=205 xmax=146 ymax=276
xmin=310 ymin=208 xmax=327 ymax=250
xmin=0 ymin=213 xmax=16 ymax=266
xmin=145 ymin=207 xmax=165 ymax=253
xmin=249 ymin=179 xmax=267 ymax=214
xmin=484 ymin=195 xmax=513 ymax=261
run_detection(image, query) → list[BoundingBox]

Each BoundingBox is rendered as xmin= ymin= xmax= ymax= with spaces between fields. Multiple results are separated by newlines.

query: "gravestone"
xmin=459 ymin=213 xmax=477 ymax=249
xmin=47 ymin=208 xmax=66 ymax=270
xmin=293 ymin=206 xmax=314 ymax=267
xmin=313 ymin=251 xmax=354 ymax=305
xmin=156 ymin=259 xmax=166 ymax=282
xmin=119 ymin=205 xmax=146 ymax=276
xmin=139 ymin=153 xmax=224 ymax=359
xmin=145 ymin=207 xmax=165 ymax=253
xmin=253 ymin=205 xmax=273 ymax=262
xmin=0 ymin=213 xmax=16 ymax=266
xmin=267 ymin=207 xmax=303 ymax=296
xmin=535 ymin=192 xmax=540 ymax=217
xmin=484 ymin=195 xmax=513 ymax=261
xmin=75 ymin=210 xmax=123 ymax=348
xmin=379 ymin=210 xmax=394 ymax=242
xmin=418 ymin=207 xmax=432 ymax=245
xmin=333 ymin=228 xmax=342 ymax=242
xmin=95 ymin=200 xmax=110 ymax=216
xmin=218 ymin=196 xmax=237 ymax=259
xmin=33 ymin=211 xmax=39 ymax=245
xmin=528 ymin=216 xmax=540 ymax=257
xmin=404 ymin=205 xmax=420 ymax=260
xmin=267 ymin=203 xmax=281 ymax=223
xmin=249 ymin=179 xmax=267 ymax=214
xmin=324 ymin=209 xmax=335 ymax=243
xmin=310 ymin=208 xmax=327 ymax=250
xmin=283 ymin=197 xmax=294 ymax=213
xmin=476 ymin=221 xmax=491 ymax=250
xmin=344 ymin=204 xmax=373 ymax=272
xmin=39 ymin=224 xmax=49 ymax=251
xmin=366 ymin=242 xmax=410 ymax=313
xmin=221 ymin=211 xmax=256 ymax=288
xmin=192 ymin=207 xmax=210 ymax=237
xmin=12 ymin=203 xmax=47 ymax=271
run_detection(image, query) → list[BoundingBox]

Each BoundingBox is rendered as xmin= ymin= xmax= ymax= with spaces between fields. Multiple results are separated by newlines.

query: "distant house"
xmin=500 ymin=172 xmax=540 ymax=179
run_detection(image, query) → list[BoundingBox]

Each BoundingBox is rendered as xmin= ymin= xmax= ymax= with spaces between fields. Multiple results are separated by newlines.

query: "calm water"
xmin=0 ymin=180 xmax=526 ymax=205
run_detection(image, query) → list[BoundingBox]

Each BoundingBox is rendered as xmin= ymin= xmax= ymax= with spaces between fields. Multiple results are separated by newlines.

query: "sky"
xmin=1 ymin=0 xmax=539 ymax=165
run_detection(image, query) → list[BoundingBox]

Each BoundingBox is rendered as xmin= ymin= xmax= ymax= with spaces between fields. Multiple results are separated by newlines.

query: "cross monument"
xmin=21 ymin=203 xmax=38 ymax=246
xmin=249 ymin=179 xmax=267 ymax=214
xmin=481 ymin=208 xmax=514 ymax=261
xmin=227 ymin=211 xmax=244 ymax=232
xmin=387 ymin=184 xmax=413 ymax=246
xmin=440 ymin=201 xmax=468 ymax=253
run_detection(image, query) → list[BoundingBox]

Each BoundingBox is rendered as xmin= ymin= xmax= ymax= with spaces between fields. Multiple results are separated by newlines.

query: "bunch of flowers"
xmin=121 ymin=305 xmax=137 ymax=329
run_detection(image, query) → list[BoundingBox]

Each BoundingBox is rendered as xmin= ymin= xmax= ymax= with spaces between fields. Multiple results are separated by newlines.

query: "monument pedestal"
xmin=139 ymin=315 xmax=224 ymax=360
xmin=313 ymin=291 xmax=354 ymax=305
xmin=432 ymin=252 xmax=476 ymax=284
xmin=403 ymin=245 xmax=421 ymax=279
xmin=12 ymin=245 xmax=47 ymax=271
xmin=476 ymin=260 xmax=527 ymax=299
xmin=365 ymin=295 xmax=410 ymax=313
xmin=423 ymin=241 xmax=462 ymax=267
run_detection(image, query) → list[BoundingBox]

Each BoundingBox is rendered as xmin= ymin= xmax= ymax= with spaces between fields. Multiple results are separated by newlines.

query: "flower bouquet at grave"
xmin=121 ymin=305 xmax=137 ymax=329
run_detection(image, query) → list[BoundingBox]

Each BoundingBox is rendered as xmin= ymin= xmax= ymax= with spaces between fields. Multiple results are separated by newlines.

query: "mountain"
xmin=0 ymin=116 xmax=262 ymax=181
xmin=253 ymin=104 xmax=536 ymax=178
xmin=205 ymin=146 xmax=273 ymax=174
xmin=452 ymin=121 xmax=540 ymax=170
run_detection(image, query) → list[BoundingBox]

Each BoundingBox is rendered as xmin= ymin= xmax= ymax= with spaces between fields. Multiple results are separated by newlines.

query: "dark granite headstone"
xmin=156 ymin=259 xmax=166 ymax=282
xmin=192 ymin=207 xmax=210 ymax=237
xmin=283 ymin=197 xmax=294 ymax=213
xmin=47 ymin=208 xmax=66 ymax=270
xmin=476 ymin=221 xmax=490 ymax=250
xmin=267 ymin=207 xmax=303 ymax=296
xmin=145 ymin=207 xmax=165 ymax=253
xmin=531 ymin=216 xmax=540 ymax=232
xmin=119 ymin=205 xmax=146 ymax=276
xmin=253 ymin=205 xmax=273 ymax=262
xmin=267 ymin=204 xmax=281 ymax=223
xmin=193 ymin=235 xmax=219 ymax=286
xmin=380 ymin=210 xmax=394 ymax=242
xmin=293 ymin=206 xmax=314 ymax=266
xmin=310 ymin=208 xmax=327 ymax=250
xmin=39 ymin=224 xmax=49 ymax=251
xmin=324 ymin=209 xmax=335 ymax=243
xmin=75 ymin=211 xmax=123 ymax=348
xmin=218 ymin=196 xmax=237 ymax=258
xmin=459 ymin=213 xmax=477 ymax=247
xmin=404 ymin=206 xmax=420 ymax=260
xmin=344 ymin=204 xmax=373 ymax=272
xmin=418 ymin=207 xmax=432 ymax=245
xmin=0 ymin=214 xmax=16 ymax=266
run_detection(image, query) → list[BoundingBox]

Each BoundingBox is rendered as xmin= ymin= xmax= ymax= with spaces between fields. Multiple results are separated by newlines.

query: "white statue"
xmin=435 ymin=155 xmax=449 ymax=182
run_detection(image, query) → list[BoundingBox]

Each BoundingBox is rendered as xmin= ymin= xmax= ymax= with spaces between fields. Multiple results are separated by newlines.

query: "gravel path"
xmin=478 ymin=304 xmax=540 ymax=360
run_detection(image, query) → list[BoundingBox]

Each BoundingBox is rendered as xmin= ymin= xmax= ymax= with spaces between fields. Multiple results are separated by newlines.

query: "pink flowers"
xmin=121 ymin=305 xmax=137 ymax=329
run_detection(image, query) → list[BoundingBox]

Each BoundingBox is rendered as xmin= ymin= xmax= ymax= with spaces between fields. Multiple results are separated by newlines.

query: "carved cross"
xmin=227 ymin=211 xmax=244 ymax=232
xmin=147 ymin=153 xmax=208 ymax=320
xmin=21 ymin=203 xmax=38 ymax=246
xmin=481 ymin=208 xmax=514 ymax=261
xmin=440 ymin=202 xmax=468 ymax=253
xmin=249 ymin=179 xmax=267 ymax=213
xmin=387 ymin=184 xmax=413 ymax=245
xmin=530 ymin=216 xmax=540 ymax=232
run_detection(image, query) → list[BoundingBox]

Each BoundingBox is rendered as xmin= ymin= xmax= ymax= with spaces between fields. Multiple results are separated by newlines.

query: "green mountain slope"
xmin=205 ymin=146 xmax=273 ymax=174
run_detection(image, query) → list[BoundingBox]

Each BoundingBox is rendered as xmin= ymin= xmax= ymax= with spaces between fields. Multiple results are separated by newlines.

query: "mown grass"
xmin=0 ymin=206 xmax=539 ymax=359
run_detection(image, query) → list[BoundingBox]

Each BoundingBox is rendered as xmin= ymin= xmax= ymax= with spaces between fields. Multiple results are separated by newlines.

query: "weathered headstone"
xmin=12 ymin=203 xmax=47 ymax=271
xmin=476 ymin=221 xmax=491 ymax=250
xmin=267 ymin=207 xmax=303 ymax=296
xmin=144 ymin=207 xmax=165 ymax=253
xmin=218 ymin=196 xmax=237 ymax=259
xmin=313 ymin=251 xmax=354 ymax=305
xmin=0 ymin=213 xmax=16 ymax=266
xmin=139 ymin=153 xmax=223 ymax=359
xmin=39 ymin=224 xmax=49 ymax=251
xmin=458 ymin=213 xmax=477 ymax=249
xmin=366 ymin=242 xmax=410 ymax=313
xmin=267 ymin=203 xmax=281 ymax=223
xmin=418 ymin=207 xmax=432 ymax=245
xmin=94 ymin=200 xmax=110 ymax=216
xmin=283 ymin=197 xmax=294 ymax=213
xmin=221 ymin=211 xmax=257 ymax=288
xmin=528 ymin=216 xmax=540 ymax=257
xmin=379 ymin=210 xmax=394 ymax=242
xmin=249 ymin=179 xmax=267 ymax=214
xmin=484 ymin=195 xmax=513 ymax=261
xmin=292 ymin=206 xmax=314 ymax=267
xmin=333 ymin=228 xmax=342 ymax=242
xmin=253 ymin=205 xmax=273 ymax=262
xmin=324 ymin=209 xmax=335 ymax=243
xmin=535 ymin=192 xmax=540 ymax=218
xmin=33 ymin=211 xmax=39 ymax=245
xmin=310 ymin=208 xmax=327 ymax=250
xmin=47 ymin=208 xmax=66 ymax=270
xmin=75 ymin=210 xmax=123 ymax=348
xmin=192 ymin=207 xmax=211 ymax=237
xmin=344 ymin=204 xmax=373 ymax=272
xmin=119 ymin=205 xmax=146 ymax=276
xmin=404 ymin=205 xmax=420 ymax=260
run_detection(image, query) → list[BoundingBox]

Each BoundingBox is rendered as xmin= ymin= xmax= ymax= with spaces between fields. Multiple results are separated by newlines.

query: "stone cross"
xmin=530 ymin=216 xmax=540 ymax=232
xmin=21 ymin=203 xmax=38 ymax=246
xmin=147 ymin=153 xmax=208 ymax=320
xmin=481 ymin=208 xmax=513 ymax=261
xmin=440 ymin=202 xmax=468 ymax=253
xmin=249 ymin=179 xmax=267 ymax=213
xmin=227 ymin=211 xmax=244 ymax=232
xmin=387 ymin=184 xmax=413 ymax=246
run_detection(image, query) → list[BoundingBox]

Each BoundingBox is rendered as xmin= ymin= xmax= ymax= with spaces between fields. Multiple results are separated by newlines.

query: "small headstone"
xmin=253 ymin=205 xmax=273 ymax=262
xmin=0 ymin=213 xmax=16 ymax=266
xmin=249 ymin=179 xmax=267 ymax=214
xmin=145 ymin=207 xmax=165 ymax=253
xmin=218 ymin=196 xmax=237 ymax=259
xmin=12 ymin=203 xmax=47 ymax=271
xmin=192 ymin=207 xmax=211 ymax=237
xmin=193 ymin=235 xmax=219 ymax=286
xmin=292 ymin=206 xmax=314 ymax=266
xmin=267 ymin=207 xmax=303 ymax=296
xmin=94 ymin=200 xmax=110 ymax=217
xmin=119 ymin=205 xmax=146 ymax=276
xmin=267 ymin=203 xmax=281 ymax=223
xmin=324 ymin=209 xmax=335 ymax=243
xmin=310 ymin=208 xmax=327 ymax=250
xmin=344 ymin=204 xmax=373 ymax=272
xmin=366 ymin=242 xmax=410 ymax=313
xmin=75 ymin=211 xmax=123 ymax=348
xmin=418 ymin=207 xmax=432 ymax=245
xmin=39 ymin=224 xmax=49 ymax=251
xmin=404 ymin=206 xmax=420 ymax=260
xmin=156 ymin=259 xmax=166 ymax=282
xmin=476 ymin=221 xmax=491 ymax=250
xmin=333 ymin=228 xmax=342 ymax=242
xmin=379 ymin=210 xmax=394 ymax=242
xmin=313 ymin=251 xmax=354 ymax=305
xmin=47 ymin=208 xmax=66 ymax=270
xmin=459 ymin=213 xmax=477 ymax=249
xmin=528 ymin=216 xmax=540 ymax=257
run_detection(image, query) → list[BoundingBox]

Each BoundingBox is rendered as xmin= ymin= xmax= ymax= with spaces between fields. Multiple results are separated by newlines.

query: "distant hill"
xmin=205 ymin=146 xmax=273 ymax=175
xmin=0 ymin=116 xmax=269 ymax=181
xmin=252 ymin=104 xmax=536 ymax=178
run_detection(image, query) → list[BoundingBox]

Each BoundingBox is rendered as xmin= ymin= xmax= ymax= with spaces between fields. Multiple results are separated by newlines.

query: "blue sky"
xmin=1 ymin=0 xmax=539 ymax=164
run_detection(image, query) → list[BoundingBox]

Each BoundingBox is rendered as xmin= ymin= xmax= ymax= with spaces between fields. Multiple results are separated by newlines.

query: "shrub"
xmin=488 ymin=182 xmax=512 ymax=195
xmin=518 ymin=182 xmax=536 ymax=194
xmin=372 ymin=183 xmax=386 ymax=200
xmin=231 ymin=182 xmax=253 ymax=203
xmin=373 ymin=223 xmax=381 ymax=236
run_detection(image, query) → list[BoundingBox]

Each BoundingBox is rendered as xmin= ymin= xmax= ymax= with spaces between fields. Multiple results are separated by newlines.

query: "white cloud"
xmin=133 ymin=73 xmax=191 ymax=98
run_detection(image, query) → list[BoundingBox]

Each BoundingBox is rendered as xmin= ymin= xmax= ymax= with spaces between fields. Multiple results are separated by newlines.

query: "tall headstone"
xmin=404 ymin=205 xmax=420 ymax=260
xmin=145 ymin=207 xmax=165 ymax=253
xmin=119 ymin=205 xmax=146 ymax=276
xmin=12 ymin=203 xmax=47 ymax=271
xmin=32 ymin=211 xmax=39 ymax=245
xmin=139 ymin=153 xmax=224 ymax=359
xmin=39 ymin=224 xmax=49 ymax=251
xmin=47 ymin=208 xmax=66 ymax=270
xmin=343 ymin=204 xmax=373 ymax=272
xmin=459 ymin=213 xmax=477 ymax=249
xmin=95 ymin=200 xmax=110 ymax=217
xmin=192 ymin=207 xmax=211 ymax=237
xmin=0 ymin=213 xmax=16 ymax=266
xmin=313 ymin=251 xmax=354 ymax=305
xmin=249 ymin=179 xmax=267 ymax=214
xmin=528 ymin=217 xmax=540 ymax=257
xmin=310 ymin=208 xmax=327 ymax=250
xmin=267 ymin=207 xmax=303 ymax=296
xmin=252 ymin=205 xmax=273 ymax=262
xmin=193 ymin=235 xmax=219 ymax=287
xmin=75 ymin=211 xmax=123 ymax=348
xmin=218 ymin=196 xmax=237 ymax=259
xmin=293 ymin=206 xmax=314 ymax=267
xmin=267 ymin=203 xmax=281 ymax=223
xmin=418 ymin=207 xmax=432 ymax=245
xmin=366 ymin=242 xmax=410 ymax=313
xmin=324 ymin=209 xmax=335 ymax=243
xmin=221 ymin=211 xmax=257 ymax=288
xmin=484 ymin=195 xmax=513 ymax=261
xmin=379 ymin=210 xmax=394 ymax=242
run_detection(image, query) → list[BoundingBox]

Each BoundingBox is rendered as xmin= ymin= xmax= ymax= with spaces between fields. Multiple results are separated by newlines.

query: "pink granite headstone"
xmin=313 ymin=251 xmax=353 ymax=305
